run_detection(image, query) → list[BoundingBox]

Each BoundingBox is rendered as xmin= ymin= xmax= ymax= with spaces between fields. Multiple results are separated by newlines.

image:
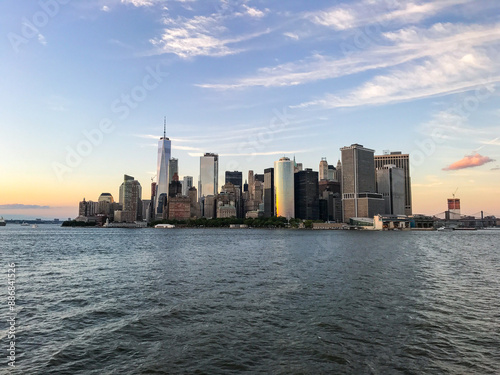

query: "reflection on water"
xmin=1 ymin=226 xmax=499 ymax=374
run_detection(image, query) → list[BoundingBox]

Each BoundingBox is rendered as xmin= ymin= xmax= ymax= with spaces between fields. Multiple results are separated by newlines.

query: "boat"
xmin=0 ymin=217 xmax=6 ymax=226
xmin=155 ymin=223 xmax=175 ymax=229
xmin=31 ymin=224 xmax=38 ymax=228
xmin=21 ymin=222 xmax=30 ymax=226
xmin=437 ymin=226 xmax=453 ymax=231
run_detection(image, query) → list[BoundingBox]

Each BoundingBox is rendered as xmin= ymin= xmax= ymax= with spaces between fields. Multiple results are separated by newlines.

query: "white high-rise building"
xmin=319 ymin=157 xmax=328 ymax=181
xmin=155 ymin=119 xmax=171 ymax=218
xmin=274 ymin=157 xmax=295 ymax=219
xmin=182 ymin=176 xmax=193 ymax=196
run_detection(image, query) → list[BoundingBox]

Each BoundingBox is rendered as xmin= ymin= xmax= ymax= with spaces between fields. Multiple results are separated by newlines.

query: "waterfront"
xmin=1 ymin=226 xmax=499 ymax=374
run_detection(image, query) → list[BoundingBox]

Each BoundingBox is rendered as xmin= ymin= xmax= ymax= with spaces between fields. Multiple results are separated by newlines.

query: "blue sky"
xmin=1 ymin=0 xmax=499 ymax=219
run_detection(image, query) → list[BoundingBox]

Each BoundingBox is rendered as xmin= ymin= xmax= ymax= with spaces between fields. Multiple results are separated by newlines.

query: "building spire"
xmin=163 ymin=116 xmax=166 ymax=138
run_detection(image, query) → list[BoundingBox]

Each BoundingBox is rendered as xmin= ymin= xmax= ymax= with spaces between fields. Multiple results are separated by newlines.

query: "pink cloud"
xmin=443 ymin=153 xmax=495 ymax=171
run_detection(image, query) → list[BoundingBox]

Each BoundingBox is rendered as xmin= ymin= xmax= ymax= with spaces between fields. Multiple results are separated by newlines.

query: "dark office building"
xmin=319 ymin=191 xmax=343 ymax=222
xmin=294 ymin=169 xmax=319 ymax=220
xmin=263 ymin=167 xmax=274 ymax=218
xmin=168 ymin=180 xmax=183 ymax=198
xmin=225 ymin=171 xmax=242 ymax=190
xmin=319 ymin=180 xmax=341 ymax=196
xmin=255 ymin=174 xmax=264 ymax=183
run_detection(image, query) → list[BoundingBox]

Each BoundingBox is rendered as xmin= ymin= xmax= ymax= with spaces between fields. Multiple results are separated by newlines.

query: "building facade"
xmin=294 ymin=169 xmax=319 ymax=220
xmin=319 ymin=158 xmax=328 ymax=181
xmin=182 ymin=176 xmax=193 ymax=196
xmin=199 ymin=153 xmax=219 ymax=218
xmin=169 ymin=158 xmax=178 ymax=183
xmin=374 ymin=152 xmax=412 ymax=216
xmin=376 ymin=164 xmax=405 ymax=216
xmin=263 ymin=167 xmax=274 ymax=218
xmin=168 ymin=196 xmax=191 ymax=221
xmin=118 ymin=174 xmax=142 ymax=221
xmin=199 ymin=153 xmax=219 ymax=199
xmin=341 ymin=144 xmax=384 ymax=222
xmin=274 ymin=157 xmax=295 ymax=219
xmin=155 ymin=124 xmax=171 ymax=218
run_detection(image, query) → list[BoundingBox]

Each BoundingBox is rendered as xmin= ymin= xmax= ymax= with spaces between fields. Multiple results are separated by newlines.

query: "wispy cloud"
xmin=149 ymin=4 xmax=271 ymax=58
xmin=0 ymin=204 xmax=50 ymax=209
xmin=296 ymin=53 xmax=499 ymax=109
xmin=120 ymin=0 xmax=156 ymax=7
xmin=242 ymin=4 xmax=267 ymax=18
xmin=283 ymin=32 xmax=299 ymax=40
xmin=443 ymin=153 xmax=495 ymax=171
xmin=37 ymin=33 xmax=47 ymax=46
xmin=307 ymin=0 xmax=474 ymax=30
xmin=199 ymin=22 xmax=500 ymax=93
xmin=188 ymin=150 xmax=310 ymax=157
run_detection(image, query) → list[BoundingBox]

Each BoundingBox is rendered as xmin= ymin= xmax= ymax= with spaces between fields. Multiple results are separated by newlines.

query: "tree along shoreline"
xmin=61 ymin=217 xmax=323 ymax=229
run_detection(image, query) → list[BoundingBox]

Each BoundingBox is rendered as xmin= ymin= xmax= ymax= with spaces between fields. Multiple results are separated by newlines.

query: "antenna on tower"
xmin=163 ymin=116 xmax=166 ymax=138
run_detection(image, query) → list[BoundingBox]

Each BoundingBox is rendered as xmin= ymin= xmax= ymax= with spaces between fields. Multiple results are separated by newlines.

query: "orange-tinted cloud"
xmin=443 ymin=153 xmax=495 ymax=171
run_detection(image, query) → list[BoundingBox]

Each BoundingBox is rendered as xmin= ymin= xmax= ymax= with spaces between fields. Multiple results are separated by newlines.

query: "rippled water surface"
xmin=1 ymin=225 xmax=499 ymax=374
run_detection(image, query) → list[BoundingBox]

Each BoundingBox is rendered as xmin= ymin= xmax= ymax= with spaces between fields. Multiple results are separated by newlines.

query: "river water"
xmin=0 ymin=226 xmax=499 ymax=374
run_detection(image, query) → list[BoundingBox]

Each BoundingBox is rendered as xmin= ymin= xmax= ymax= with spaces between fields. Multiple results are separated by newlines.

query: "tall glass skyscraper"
xmin=156 ymin=121 xmax=171 ymax=217
xmin=199 ymin=153 xmax=219 ymax=199
xmin=274 ymin=157 xmax=295 ymax=219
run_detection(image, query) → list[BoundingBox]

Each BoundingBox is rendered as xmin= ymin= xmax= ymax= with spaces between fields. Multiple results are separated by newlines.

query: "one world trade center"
xmin=156 ymin=118 xmax=171 ymax=218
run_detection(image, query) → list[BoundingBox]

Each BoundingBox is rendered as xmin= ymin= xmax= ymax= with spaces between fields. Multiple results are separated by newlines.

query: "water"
xmin=1 ymin=225 xmax=499 ymax=374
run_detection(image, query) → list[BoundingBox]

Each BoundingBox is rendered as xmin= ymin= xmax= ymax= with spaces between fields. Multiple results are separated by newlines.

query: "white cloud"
xmin=101 ymin=5 xmax=110 ymax=11
xmin=308 ymin=0 xmax=474 ymax=30
xmin=38 ymin=33 xmax=47 ymax=46
xmin=310 ymin=7 xmax=355 ymax=30
xmin=119 ymin=0 xmax=195 ymax=7
xmin=283 ymin=32 xmax=299 ymax=40
xmin=150 ymin=15 xmax=234 ymax=58
xmin=199 ymin=23 xmax=500 ymax=90
xmin=121 ymin=0 xmax=155 ymax=6
xmin=242 ymin=4 xmax=266 ymax=18
xmin=150 ymin=13 xmax=270 ymax=58
xmin=295 ymin=52 xmax=500 ymax=109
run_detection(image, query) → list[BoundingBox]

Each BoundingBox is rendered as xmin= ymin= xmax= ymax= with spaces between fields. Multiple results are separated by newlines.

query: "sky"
xmin=1 ymin=0 xmax=499 ymax=220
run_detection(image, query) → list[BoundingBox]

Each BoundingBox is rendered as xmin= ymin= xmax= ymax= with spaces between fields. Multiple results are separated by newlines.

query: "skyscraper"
xmin=319 ymin=158 xmax=328 ymax=181
xmin=182 ymin=176 xmax=193 ymax=196
xmin=294 ymin=169 xmax=319 ymax=220
xmin=341 ymin=144 xmax=384 ymax=222
xmin=263 ymin=167 xmax=274 ymax=218
xmin=169 ymin=158 xmax=178 ymax=183
xmin=376 ymin=165 xmax=405 ymax=216
xmin=274 ymin=157 xmax=295 ymax=219
xmin=374 ymin=152 xmax=412 ymax=215
xmin=199 ymin=153 xmax=219 ymax=217
xmin=156 ymin=119 xmax=171 ymax=218
xmin=119 ymin=174 xmax=142 ymax=222
xmin=199 ymin=153 xmax=219 ymax=199
xmin=327 ymin=165 xmax=337 ymax=181
xmin=225 ymin=171 xmax=242 ymax=190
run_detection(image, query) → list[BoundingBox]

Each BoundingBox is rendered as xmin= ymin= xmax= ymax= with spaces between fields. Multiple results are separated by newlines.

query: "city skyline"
xmin=2 ymin=1 xmax=500 ymax=219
